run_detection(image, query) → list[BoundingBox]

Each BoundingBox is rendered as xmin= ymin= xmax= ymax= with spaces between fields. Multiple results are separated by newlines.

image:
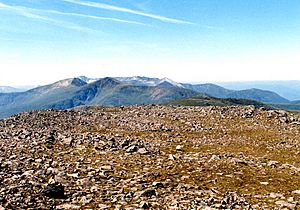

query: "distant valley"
xmin=1 ymin=76 xmax=300 ymax=119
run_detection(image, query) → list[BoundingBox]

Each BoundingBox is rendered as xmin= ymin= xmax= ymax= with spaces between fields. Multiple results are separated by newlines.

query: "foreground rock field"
xmin=0 ymin=105 xmax=300 ymax=209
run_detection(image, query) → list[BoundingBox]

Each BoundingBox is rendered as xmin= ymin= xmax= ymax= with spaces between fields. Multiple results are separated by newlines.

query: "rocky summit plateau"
xmin=0 ymin=105 xmax=300 ymax=209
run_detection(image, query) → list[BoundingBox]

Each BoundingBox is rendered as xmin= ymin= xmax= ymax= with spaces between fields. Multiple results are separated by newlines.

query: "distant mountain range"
xmin=0 ymin=77 xmax=197 ymax=118
xmin=181 ymin=84 xmax=289 ymax=104
xmin=0 ymin=86 xmax=34 ymax=93
xmin=0 ymin=76 xmax=299 ymax=119
xmin=217 ymin=80 xmax=300 ymax=101
xmin=78 ymin=76 xmax=292 ymax=103
xmin=0 ymin=86 xmax=22 ymax=93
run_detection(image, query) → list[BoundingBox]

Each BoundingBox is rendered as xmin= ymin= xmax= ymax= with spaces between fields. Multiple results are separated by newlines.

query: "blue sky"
xmin=0 ymin=0 xmax=300 ymax=86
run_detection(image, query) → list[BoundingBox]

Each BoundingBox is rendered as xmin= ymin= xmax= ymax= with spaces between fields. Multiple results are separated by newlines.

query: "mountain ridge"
xmin=217 ymin=80 xmax=300 ymax=101
xmin=0 ymin=77 xmax=199 ymax=118
xmin=74 ymin=76 xmax=290 ymax=103
xmin=0 ymin=76 xmax=298 ymax=119
xmin=0 ymin=86 xmax=23 ymax=93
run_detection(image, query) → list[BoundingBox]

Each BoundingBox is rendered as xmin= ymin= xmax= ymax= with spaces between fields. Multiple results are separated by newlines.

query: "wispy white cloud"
xmin=31 ymin=8 xmax=150 ymax=26
xmin=62 ymin=0 xmax=195 ymax=25
xmin=0 ymin=2 xmax=96 ymax=32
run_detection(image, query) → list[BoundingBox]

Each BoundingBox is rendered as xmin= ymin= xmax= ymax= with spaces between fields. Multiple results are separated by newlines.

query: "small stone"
xmin=176 ymin=145 xmax=184 ymax=151
xmin=181 ymin=175 xmax=190 ymax=180
xmin=63 ymin=137 xmax=74 ymax=146
xmin=141 ymin=189 xmax=156 ymax=197
xmin=121 ymin=139 xmax=130 ymax=147
xmin=56 ymin=204 xmax=81 ymax=209
xmin=269 ymin=193 xmax=283 ymax=198
xmin=140 ymin=201 xmax=150 ymax=209
xmin=35 ymin=159 xmax=43 ymax=163
xmin=208 ymin=155 xmax=220 ymax=163
xmin=168 ymin=154 xmax=176 ymax=160
xmin=46 ymin=167 xmax=54 ymax=175
xmin=90 ymin=186 xmax=99 ymax=193
xmin=213 ymin=204 xmax=222 ymax=208
xmin=233 ymin=159 xmax=248 ymax=166
xmin=67 ymin=173 xmax=79 ymax=178
xmin=51 ymin=161 xmax=58 ymax=167
xmin=152 ymin=182 xmax=164 ymax=188
xmin=97 ymin=204 xmax=111 ymax=209
xmin=138 ymin=148 xmax=149 ymax=155
xmin=9 ymin=155 xmax=17 ymax=160
xmin=260 ymin=182 xmax=269 ymax=185
xmin=79 ymin=196 xmax=92 ymax=204
xmin=292 ymin=190 xmax=300 ymax=195
xmin=99 ymin=171 xmax=109 ymax=179
xmin=126 ymin=145 xmax=138 ymax=153
xmin=268 ymin=161 xmax=279 ymax=168
xmin=101 ymin=165 xmax=113 ymax=171
xmin=46 ymin=135 xmax=56 ymax=146
xmin=22 ymin=170 xmax=34 ymax=177
xmin=43 ymin=183 xmax=65 ymax=199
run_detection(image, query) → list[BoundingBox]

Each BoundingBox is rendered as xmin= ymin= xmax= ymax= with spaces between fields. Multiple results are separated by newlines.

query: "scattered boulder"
xmin=62 ymin=137 xmax=74 ymax=146
xmin=140 ymin=201 xmax=150 ymax=209
xmin=141 ymin=189 xmax=156 ymax=197
xmin=152 ymin=182 xmax=164 ymax=188
xmin=137 ymin=147 xmax=149 ymax=155
xmin=176 ymin=145 xmax=184 ymax=151
xmin=292 ymin=190 xmax=300 ymax=195
xmin=268 ymin=160 xmax=279 ymax=168
xmin=43 ymin=183 xmax=65 ymax=199
xmin=126 ymin=145 xmax=138 ymax=153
